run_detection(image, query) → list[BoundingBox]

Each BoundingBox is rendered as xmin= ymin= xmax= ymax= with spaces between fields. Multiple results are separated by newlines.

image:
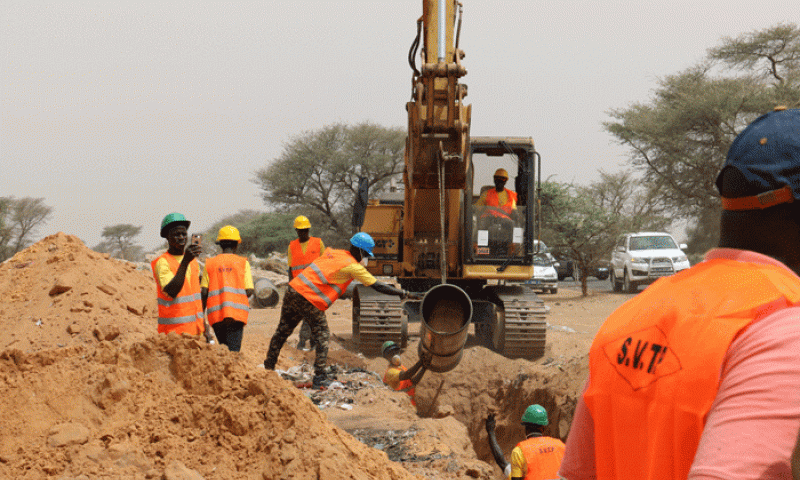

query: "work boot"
xmin=312 ymin=374 xmax=331 ymax=390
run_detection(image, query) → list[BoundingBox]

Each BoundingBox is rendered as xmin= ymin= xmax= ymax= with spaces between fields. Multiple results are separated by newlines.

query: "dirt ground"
xmin=0 ymin=233 xmax=633 ymax=479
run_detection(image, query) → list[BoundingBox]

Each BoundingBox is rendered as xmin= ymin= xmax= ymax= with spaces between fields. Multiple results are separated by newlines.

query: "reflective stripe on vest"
xmin=289 ymin=237 xmax=323 ymax=279
xmin=484 ymin=189 xmax=517 ymax=218
xmin=515 ymin=436 xmax=566 ymax=480
xmin=205 ymin=254 xmax=250 ymax=325
xmin=584 ymin=258 xmax=800 ymax=480
xmin=289 ymin=248 xmax=355 ymax=311
xmin=151 ymin=253 xmax=204 ymax=334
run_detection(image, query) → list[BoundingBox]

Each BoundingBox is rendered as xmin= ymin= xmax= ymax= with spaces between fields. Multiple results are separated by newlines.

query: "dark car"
xmin=553 ymin=254 xmax=609 ymax=281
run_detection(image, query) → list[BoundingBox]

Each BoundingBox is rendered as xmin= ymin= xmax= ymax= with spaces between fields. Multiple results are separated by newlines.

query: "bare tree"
xmin=0 ymin=196 xmax=53 ymax=260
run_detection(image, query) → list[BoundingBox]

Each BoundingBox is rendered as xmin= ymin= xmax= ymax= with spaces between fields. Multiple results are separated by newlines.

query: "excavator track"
xmin=490 ymin=286 xmax=547 ymax=359
xmin=352 ymin=285 xmax=406 ymax=356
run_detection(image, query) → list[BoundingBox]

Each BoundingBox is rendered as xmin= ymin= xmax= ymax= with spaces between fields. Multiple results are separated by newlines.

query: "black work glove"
xmin=402 ymin=290 xmax=423 ymax=301
xmin=485 ymin=413 xmax=496 ymax=434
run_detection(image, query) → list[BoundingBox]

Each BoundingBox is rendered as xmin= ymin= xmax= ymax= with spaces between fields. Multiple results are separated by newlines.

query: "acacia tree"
xmin=542 ymin=172 xmax=671 ymax=296
xmin=203 ymin=210 xmax=298 ymax=258
xmin=97 ymin=224 xmax=144 ymax=261
xmin=0 ymin=196 xmax=53 ymax=261
xmin=605 ymin=23 xmax=800 ymax=255
xmin=254 ymin=122 xmax=406 ymax=245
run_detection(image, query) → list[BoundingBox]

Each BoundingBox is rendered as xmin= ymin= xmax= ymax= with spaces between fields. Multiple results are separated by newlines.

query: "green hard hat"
xmin=160 ymin=212 xmax=191 ymax=238
xmin=521 ymin=404 xmax=549 ymax=426
xmin=382 ymin=341 xmax=399 ymax=356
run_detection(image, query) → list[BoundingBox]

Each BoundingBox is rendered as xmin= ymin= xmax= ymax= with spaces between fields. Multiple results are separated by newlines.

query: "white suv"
xmin=610 ymin=232 xmax=690 ymax=293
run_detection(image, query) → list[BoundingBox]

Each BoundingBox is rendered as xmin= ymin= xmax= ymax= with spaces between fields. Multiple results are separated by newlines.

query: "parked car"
xmin=523 ymin=253 xmax=558 ymax=294
xmin=609 ymin=232 xmax=690 ymax=293
xmin=552 ymin=254 xmax=609 ymax=281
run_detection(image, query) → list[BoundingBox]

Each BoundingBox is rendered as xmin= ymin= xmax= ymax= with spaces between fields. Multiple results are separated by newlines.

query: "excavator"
xmin=352 ymin=0 xmax=547 ymax=361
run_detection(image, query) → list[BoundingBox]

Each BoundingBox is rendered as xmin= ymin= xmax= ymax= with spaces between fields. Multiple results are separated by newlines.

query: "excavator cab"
xmin=466 ymin=137 xmax=538 ymax=266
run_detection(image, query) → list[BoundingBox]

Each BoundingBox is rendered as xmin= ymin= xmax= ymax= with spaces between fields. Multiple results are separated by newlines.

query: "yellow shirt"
xmin=328 ymin=261 xmax=377 ymax=287
xmin=200 ymin=258 xmax=254 ymax=289
xmin=287 ymin=239 xmax=325 ymax=267
xmin=155 ymin=255 xmax=200 ymax=293
xmin=509 ymin=445 xmax=526 ymax=478
xmin=383 ymin=366 xmax=403 ymax=390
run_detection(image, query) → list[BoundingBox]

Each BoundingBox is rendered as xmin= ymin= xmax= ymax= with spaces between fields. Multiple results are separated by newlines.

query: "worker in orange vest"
xmin=200 ymin=225 xmax=254 ymax=352
xmin=380 ymin=341 xmax=430 ymax=407
xmin=559 ymin=107 xmax=800 ymax=479
xmin=474 ymin=168 xmax=517 ymax=219
xmin=264 ymin=232 xmax=420 ymax=389
xmin=485 ymin=405 xmax=565 ymax=480
xmin=288 ymin=215 xmax=325 ymax=351
xmin=151 ymin=212 xmax=211 ymax=340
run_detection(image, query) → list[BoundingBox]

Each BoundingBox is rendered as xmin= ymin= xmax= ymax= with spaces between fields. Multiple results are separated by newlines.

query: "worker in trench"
xmin=264 ymin=232 xmax=421 ymax=389
xmin=151 ymin=212 xmax=212 ymax=340
xmin=200 ymin=225 xmax=254 ymax=352
xmin=485 ymin=405 xmax=565 ymax=480
xmin=287 ymin=215 xmax=324 ymax=351
xmin=380 ymin=341 xmax=431 ymax=407
xmin=559 ymin=107 xmax=800 ymax=479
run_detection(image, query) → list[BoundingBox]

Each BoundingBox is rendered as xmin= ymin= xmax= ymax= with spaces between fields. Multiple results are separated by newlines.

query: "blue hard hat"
xmin=350 ymin=232 xmax=375 ymax=257
xmin=716 ymin=106 xmax=800 ymax=209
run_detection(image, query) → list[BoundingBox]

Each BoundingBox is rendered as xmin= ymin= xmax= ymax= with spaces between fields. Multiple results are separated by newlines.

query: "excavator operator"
xmin=474 ymin=168 xmax=518 ymax=252
xmin=474 ymin=168 xmax=517 ymax=218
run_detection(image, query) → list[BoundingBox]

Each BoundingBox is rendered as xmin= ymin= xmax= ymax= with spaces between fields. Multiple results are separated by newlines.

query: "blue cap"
xmin=350 ymin=232 xmax=375 ymax=257
xmin=716 ymin=107 xmax=800 ymax=210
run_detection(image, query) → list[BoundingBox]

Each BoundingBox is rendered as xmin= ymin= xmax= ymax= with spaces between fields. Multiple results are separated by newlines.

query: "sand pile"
xmin=0 ymin=234 xmax=423 ymax=479
xmin=0 ymin=232 xmax=156 ymax=352
xmin=0 ymin=335 xmax=420 ymax=479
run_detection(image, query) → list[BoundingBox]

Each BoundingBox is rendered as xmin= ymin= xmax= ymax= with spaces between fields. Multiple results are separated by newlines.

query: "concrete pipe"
xmin=418 ymin=284 xmax=473 ymax=373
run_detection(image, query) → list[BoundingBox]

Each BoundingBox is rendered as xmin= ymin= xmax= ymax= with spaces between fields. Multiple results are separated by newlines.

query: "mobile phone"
xmin=191 ymin=234 xmax=201 ymax=245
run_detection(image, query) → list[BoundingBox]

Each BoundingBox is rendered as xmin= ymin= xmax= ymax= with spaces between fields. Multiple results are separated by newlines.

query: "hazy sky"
xmin=2 ymin=1 xmax=791 ymax=250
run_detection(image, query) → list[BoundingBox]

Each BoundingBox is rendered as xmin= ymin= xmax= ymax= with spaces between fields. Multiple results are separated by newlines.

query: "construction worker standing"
xmin=485 ymin=405 xmax=565 ymax=480
xmin=151 ymin=212 xmax=210 ymax=339
xmin=559 ymin=107 xmax=800 ymax=479
xmin=200 ymin=225 xmax=254 ymax=352
xmin=380 ymin=341 xmax=430 ymax=407
xmin=264 ymin=232 xmax=418 ymax=388
xmin=288 ymin=215 xmax=325 ymax=350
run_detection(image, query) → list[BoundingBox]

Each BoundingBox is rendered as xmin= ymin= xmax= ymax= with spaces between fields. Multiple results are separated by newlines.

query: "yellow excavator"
xmin=352 ymin=0 xmax=546 ymax=361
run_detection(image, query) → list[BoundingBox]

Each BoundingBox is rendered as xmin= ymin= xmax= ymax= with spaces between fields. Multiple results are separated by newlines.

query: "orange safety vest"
xmin=204 ymin=253 xmax=250 ymax=326
xmin=289 ymin=248 xmax=355 ymax=311
xmin=383 ymin=365 xmax=416 ymax=405
xmin=151 ymin=252 xmax=205 ymax=335
xmin=515 ymin=436 xmax=566 ymax=480
xmin=584 ymin=258 xmax=800 ymax=480
xmin=289 ymin=237 xmax=323 ymax=279
xmin=484 ymin=188 xmax=517 ymax=218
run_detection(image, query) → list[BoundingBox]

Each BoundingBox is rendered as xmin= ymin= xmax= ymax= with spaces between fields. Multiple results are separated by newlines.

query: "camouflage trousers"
xmin=264 ymin=286 xmax=330 ymax=376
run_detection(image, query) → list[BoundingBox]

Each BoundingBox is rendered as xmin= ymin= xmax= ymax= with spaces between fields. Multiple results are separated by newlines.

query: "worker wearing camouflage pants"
xmin=263 ymin=286 xmax=330 ymax=375
xmin=264 ymin=233 xmax=414 ymax=389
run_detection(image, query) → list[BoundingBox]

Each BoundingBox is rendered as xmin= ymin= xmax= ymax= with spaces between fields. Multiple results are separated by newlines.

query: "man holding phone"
xmin=151 ymin=212 xmax=212 ymax=340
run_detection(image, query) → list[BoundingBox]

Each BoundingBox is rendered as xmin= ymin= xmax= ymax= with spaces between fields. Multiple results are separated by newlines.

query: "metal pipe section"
xmin=437 ymin=0 xmax=446 ymax=62
xmin=418 ymin=283 xmax=473 ymax=372
xmin=251 ymin=277 xmax=279 ymax=308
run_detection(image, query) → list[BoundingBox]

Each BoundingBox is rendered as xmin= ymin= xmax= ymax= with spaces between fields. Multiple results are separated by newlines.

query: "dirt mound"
xmin=0 ymin=232 xmax=155 ymax=352
xmin=0 ymin=334 xmax=423 ymax=479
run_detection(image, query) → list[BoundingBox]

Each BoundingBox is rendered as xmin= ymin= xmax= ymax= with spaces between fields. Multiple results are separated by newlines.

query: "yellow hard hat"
xmin=294 ymin=215 xmax=311 ymax=229
xmin=217 ymin=225 xmax=241 ymax=243
xmin=494 ymin=168 xmax=509 ymax=180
